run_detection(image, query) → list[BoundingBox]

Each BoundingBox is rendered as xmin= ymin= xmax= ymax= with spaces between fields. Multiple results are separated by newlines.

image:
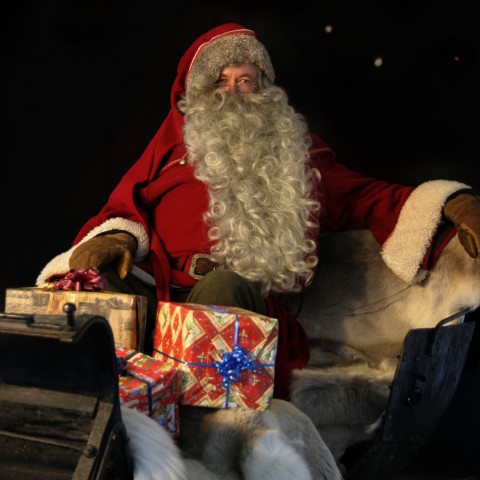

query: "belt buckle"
xmin=188 ymin=254 xmax=222 ymax=280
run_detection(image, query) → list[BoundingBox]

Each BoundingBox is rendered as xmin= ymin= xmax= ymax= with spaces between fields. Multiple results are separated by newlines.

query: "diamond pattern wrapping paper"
xmin=153 ymin=302 xmax=278 ymax=411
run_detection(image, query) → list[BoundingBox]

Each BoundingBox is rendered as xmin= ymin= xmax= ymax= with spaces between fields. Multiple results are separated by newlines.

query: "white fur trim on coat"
xmin=381 ymin=180 xmax=469 ymax=283
xmin=36 ymin=218 xmax=150 ymax=285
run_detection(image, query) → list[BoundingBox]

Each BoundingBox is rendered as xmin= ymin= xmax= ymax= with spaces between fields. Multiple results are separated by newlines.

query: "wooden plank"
xmin=0 ymin=435 xmax=80 ymax=476
xmin=0 ymin=384 xmax=97 ymax=411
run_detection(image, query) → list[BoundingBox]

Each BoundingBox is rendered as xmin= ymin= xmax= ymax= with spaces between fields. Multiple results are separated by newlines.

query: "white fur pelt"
xmin=121 ymin=400 xmax=343 ymax=480
xmin=177 ymin=399 xmax=343 ymax=480
xmin=290 ymin=362 xmax=393 ymax=461
xmin=120 ymin=405 xmax=187 ymax=480
xmin=121 ymin=406 xmax=223 ymax=479
xmin=290 ymin=229 xmax=480 ymax=461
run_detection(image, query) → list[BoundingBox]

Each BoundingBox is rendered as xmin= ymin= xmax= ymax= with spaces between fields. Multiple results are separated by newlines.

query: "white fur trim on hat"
xmin=36 ymin=218 xmax=149 ymax=285
xmin=187 ymin=31 xmax=275 ymax=90
xmin=381 ymin=180 xmax=470 ymax=283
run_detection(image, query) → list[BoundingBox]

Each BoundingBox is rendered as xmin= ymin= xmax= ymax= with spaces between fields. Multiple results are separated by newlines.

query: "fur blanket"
xmin=299 ymin=230 xmax=480 ymax=367
xmin=122 ymin=229 xmax=480 ymax=478
xmin=291 ymin=229 xmax=480 ymax=460
xmin=122 ymin=400 xmax=343 ymax=480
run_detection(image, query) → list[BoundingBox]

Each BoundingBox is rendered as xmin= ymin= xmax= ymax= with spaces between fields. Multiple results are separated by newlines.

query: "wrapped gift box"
xmin=116 ymin=345 xmax=180 ymax=437
xmin=153 ymin=302 xmax=278 ymax=411
xmin=5 ymin=287 xmax=147 ymax=351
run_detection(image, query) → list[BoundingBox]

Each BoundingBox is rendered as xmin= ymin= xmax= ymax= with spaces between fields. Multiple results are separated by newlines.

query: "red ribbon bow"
xmin=48 ymin=268 xmax=105 ymax=291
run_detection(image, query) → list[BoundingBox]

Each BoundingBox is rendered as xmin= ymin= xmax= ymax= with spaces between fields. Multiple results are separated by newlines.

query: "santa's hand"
xmin=69 ymin=232 xmax=137 ymax=279
xmin=443 ymin=193 xmax=480 ymax=258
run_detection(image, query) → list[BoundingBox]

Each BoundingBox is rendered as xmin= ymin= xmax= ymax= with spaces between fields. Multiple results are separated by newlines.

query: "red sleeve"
xmin=308 ymin=133 xmax=415 ymax=245
xmin=72 ymin=141 xmax=186 ymax=246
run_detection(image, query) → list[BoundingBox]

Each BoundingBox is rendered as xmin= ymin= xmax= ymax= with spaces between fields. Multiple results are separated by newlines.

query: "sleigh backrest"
xmin=345 ymin=309 xmax=477 ymax=480
xmin=0 ymin=304 xmax=133 ymax=479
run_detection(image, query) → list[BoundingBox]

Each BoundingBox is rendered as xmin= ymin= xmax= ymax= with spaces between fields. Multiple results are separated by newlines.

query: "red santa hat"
xmin=185 ymin=26 xmax=275 ymax=91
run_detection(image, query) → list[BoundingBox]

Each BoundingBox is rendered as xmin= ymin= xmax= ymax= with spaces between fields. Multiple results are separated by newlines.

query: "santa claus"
xmin=37 ymin=23 xmax=480 ymax=478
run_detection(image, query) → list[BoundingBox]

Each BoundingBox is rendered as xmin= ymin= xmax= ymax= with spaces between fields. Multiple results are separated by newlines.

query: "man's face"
xmin=214 ymin=63 xmax=259 ymax=94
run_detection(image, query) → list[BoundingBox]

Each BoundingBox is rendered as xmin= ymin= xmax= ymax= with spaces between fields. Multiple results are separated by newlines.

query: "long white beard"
xmin=181 ymin=86 xmax=320 ymax=296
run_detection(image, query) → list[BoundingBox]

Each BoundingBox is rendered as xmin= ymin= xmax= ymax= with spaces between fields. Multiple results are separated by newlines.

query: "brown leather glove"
xmin=443 ymin=193 xmax=480 ymax=258
xmin=69 ymin=232 xmax=137 ymax=279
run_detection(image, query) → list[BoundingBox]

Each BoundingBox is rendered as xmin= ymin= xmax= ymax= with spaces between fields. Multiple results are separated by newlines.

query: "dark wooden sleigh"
xmin=345 ymin=308 xmax=480 ymax=480
xmin=0 ymin=304 xmax=133 ymax=479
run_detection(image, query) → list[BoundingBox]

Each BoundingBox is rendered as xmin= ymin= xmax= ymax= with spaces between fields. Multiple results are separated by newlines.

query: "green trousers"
xmin=101 ymin=267 xmax=266 ymax=355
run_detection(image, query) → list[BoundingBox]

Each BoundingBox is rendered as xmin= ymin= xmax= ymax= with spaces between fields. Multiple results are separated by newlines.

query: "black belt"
xmin=172 ymin=254 xmax=225 ymax=280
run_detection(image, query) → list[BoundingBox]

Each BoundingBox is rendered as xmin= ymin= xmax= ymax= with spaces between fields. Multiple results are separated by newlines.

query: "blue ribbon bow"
xmin=214 ymin=344 xmax=258 ymax=388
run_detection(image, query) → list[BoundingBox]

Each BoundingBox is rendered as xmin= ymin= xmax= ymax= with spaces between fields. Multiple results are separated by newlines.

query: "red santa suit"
xmin=37 ymin=23 xmax=468 ymax=400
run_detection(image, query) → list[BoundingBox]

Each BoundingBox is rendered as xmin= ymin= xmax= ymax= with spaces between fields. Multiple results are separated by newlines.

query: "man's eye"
xmin=214 ymin=76 xmax=257 ymax=92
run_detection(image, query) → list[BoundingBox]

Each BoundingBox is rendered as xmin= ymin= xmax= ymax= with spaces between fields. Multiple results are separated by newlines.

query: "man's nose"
xmin=224 ymin=82 xmax=239 ymax=94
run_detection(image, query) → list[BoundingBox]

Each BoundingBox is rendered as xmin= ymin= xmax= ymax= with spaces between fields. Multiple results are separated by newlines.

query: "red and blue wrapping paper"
xmin=115 ymin=345 xmax=180 ymax=437
xmin=153 ymin=302 xmax=278 ymax=411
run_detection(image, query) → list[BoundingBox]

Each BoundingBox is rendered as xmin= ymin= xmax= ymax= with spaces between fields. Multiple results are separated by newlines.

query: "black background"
xmin=6 ymin=1 xmax=480 ymax=473
xmin=7 ymin=0 xmax=479 ymax=302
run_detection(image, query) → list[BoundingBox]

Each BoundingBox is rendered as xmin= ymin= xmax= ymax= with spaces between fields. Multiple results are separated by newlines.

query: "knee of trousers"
xmin=188 ymin=269 xmax=267 ymax=314
xmin=196 ymin=269 xmax=247 ymax=290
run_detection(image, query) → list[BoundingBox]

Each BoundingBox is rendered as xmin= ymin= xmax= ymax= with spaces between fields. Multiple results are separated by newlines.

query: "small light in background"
xmin=324 ymin=24 xmax=334 ymax=35
xmin=373 ymin=56 xmax=384 ymax=68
